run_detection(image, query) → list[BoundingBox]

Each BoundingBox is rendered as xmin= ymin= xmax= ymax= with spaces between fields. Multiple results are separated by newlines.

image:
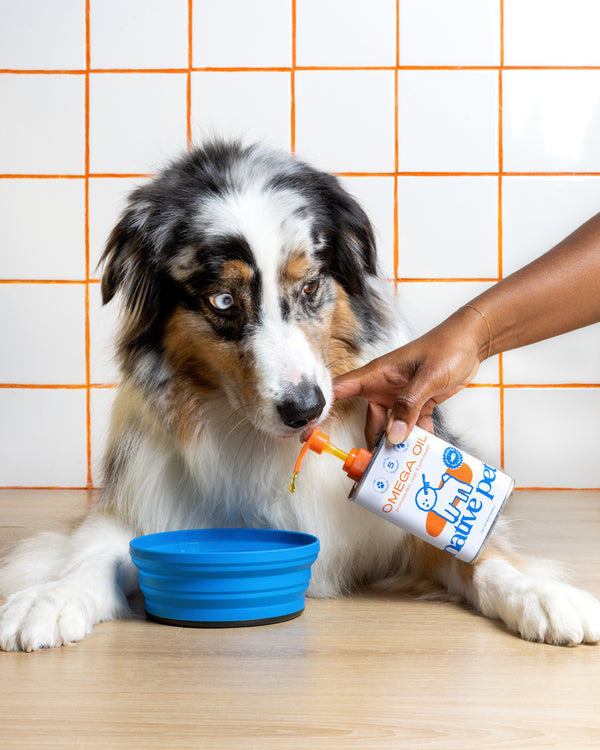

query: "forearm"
xmin=467 ymin=212 xmax=600 ymax=359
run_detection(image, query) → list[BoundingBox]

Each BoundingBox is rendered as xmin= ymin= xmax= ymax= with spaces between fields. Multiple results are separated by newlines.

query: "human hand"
xmin=333 ymin=309 xmax=486 ymax=447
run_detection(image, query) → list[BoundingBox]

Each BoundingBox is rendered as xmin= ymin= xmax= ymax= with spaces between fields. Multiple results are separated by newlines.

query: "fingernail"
xmin=387 ymin=420 xmax=408 ymax=445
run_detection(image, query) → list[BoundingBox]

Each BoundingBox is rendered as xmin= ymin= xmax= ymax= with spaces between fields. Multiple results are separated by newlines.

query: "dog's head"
xmin=101 ymin=141 xmax=388 ymax=440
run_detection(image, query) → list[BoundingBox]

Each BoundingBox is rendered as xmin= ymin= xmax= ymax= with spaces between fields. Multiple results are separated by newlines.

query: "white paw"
xmin=0 ymin=584 xmax=94 ymax=652
xmin=475 ymin=560 xmax=600 ymax=646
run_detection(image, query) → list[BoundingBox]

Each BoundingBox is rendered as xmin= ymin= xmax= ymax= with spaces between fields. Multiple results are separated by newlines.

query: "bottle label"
xmin=351 ymin=426 xmax=513 ymax=563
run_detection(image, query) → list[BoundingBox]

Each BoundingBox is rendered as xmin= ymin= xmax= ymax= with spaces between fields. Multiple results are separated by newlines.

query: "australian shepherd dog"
xmin=1 ymin=141 xmax=599 ymax=650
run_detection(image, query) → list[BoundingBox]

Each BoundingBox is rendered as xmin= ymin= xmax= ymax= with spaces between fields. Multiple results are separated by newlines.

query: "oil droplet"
xmin=289 ymin=471 xmax=298 ymax=494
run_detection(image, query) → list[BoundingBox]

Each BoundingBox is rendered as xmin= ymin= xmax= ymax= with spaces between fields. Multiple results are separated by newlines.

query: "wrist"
xmin=461 ymin=304 xmax=492 ymax=361
xmin=444 ymin=305 xmax=492 ymax=364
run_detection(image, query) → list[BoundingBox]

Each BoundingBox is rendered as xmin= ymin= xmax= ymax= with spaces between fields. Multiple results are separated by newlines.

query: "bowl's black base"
xmin=146 ymin=608 xmax=304 ymax=629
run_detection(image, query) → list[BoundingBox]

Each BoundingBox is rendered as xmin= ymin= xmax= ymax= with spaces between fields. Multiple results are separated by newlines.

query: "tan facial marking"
xmin=162 ymin=307 xmax=258 ymax=443
xmin=221 ymin=259 xmax=254 ymax=285
xmin=279 ymin=250 xmax=314 ymax=285
xmin=327 ymin=283 xmax=361 ymax=378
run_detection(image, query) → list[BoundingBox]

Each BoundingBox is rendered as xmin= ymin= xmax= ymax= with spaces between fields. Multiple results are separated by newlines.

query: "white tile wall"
xmin=89 ymin=73 xmax=188 ymax=174
xmin=296 ymin=0 xmax=397 ymax=67
xmin=295 ymin=70 xmax=395 ymax=173
xmin=191 ymin=72 xmax=291 ymax=151
xmin=0 ymin=284 xmax=86 ymax=384
xmin=399 ymin=0 xmax=500 ymax=66
xmin=0 ymin=179 xmax=86 ymax=279
xmin=1 ymin=0 xmax=599 ymax=488
xmin=504 ymin=0 xmax=600 ymax=66
xmin=503 ymin=70 xmax=600 ymax=172
xmin=193 ymin=0 xmax=292 ymax=68
xmin=397 ymin=71 xmax=499 ymax=172
xmin=0 ymin=0 xmax=86 ymax=70
xmin=397 ymin=177 xmax=499 ymax=278
xmin=0 ymin=75 xmax=85 ymax=174
xmin=0 ymin=388 xmax=87 ymax=487
xmin=90 ymin=0 xmax=189 ymax=70
xmin=504 ymin=388 xmax=600 ymax=488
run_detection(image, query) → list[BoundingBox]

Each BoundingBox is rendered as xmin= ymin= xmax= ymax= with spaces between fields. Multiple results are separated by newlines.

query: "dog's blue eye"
xmin=209 ymin=293 xmax=235 ymax=311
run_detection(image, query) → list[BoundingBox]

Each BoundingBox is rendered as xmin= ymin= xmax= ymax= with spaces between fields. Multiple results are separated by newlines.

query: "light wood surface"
xmin=1 ymin=489 xmax=599 ymax=749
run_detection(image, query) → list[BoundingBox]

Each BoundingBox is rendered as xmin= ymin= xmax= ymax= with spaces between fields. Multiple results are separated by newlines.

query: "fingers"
xmin=365 ymin=402 xmax=388 ymax=450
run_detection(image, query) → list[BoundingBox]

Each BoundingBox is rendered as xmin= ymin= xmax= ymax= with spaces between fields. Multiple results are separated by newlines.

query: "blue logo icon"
xmin=373 ymin=477 xmax=389 ymax=494
xmin=382 ymin=457 xmax=399 ymax=474
xmin=443 ymin=446 xmax=463 ymax=469
xmin=393 ymin=442 xmax=409 ymax=454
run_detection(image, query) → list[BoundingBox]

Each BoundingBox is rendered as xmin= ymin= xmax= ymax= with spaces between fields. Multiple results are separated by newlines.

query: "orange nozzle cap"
xmin=289 ymin=426 xmax=373 ymax=493
xmin=342 ymin=448 xmax=373 ymax=482
xmin=304 ymin=428 xmax=330 ymax=455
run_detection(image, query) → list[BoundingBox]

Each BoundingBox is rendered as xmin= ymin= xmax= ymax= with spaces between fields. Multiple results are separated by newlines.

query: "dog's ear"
xmin=99 ymin=187 xmax=161 ymax=324
xmin=319 ymin=175 xmax=379 ymax=298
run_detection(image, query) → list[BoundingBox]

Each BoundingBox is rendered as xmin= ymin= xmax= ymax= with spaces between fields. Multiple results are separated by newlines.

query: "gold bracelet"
xmin=463 ymin=304 xmax=492 ymax=360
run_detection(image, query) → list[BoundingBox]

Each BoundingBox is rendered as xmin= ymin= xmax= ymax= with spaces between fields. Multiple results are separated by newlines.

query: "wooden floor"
xmin=1 ymin=489 xmax=599 ymax=749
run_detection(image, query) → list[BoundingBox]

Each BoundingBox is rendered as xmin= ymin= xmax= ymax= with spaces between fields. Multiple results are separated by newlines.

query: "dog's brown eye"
xmin=208 ymin=292 xmax=235 ymax=311
xmin=302 ymin=278 xmax=320 ymax=297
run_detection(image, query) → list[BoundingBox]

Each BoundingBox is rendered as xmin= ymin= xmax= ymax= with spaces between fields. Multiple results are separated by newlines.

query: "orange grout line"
xmin=290 ymin=0 xmax=296 ymax=153
xmin=0 ymin=279 xmax=91 ymax=284
xmin=187 ymin=0 xmax=193 ymax=149
xmin=4 ymin=171 xmax=600 ymax=180
xmin=85 ymin=0 xmax=92 ymax=488
xmin=498 ymin=0 xmax=505 ymax=470
xmin=6 ymin=65 xmax=600 ymax=74
xmin=393 ymin=0 xmax=399 ymax=280
xmin=515 ymin=487 xmax=600 ymax=492
xmin=397 ymin=277 xmax=500 ymax=283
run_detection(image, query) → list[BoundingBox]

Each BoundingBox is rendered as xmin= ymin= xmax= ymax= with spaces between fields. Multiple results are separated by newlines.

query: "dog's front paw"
xmin=512 ymin=580 xmax=600 ymax=646
xmin=475 ymin=560 xmax=600 ymax=646
xmin=0 ymin=584 xmax=94 ymax=652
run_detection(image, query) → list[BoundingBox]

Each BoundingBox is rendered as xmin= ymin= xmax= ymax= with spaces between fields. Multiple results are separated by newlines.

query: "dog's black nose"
xmin=277 ymin=381 xmax=326 ymax=430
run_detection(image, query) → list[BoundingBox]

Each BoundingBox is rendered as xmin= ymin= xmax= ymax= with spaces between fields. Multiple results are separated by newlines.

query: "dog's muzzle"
xmin=277 ymin=380 xmax=326 ymax=430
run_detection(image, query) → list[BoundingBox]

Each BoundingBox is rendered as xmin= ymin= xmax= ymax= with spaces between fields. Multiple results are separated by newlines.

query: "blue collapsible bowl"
xmin=129 ymin=528 xmax=320 ymax=628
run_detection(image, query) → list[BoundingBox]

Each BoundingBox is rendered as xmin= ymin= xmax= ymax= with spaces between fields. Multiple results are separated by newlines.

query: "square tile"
xmin=503 ymin=70 xmax=600 ymax=172
xmin=504 ymin=388 xmax=600 ymax=487
xmin=0 ymin=388 xmax=87 ymax=487
xmin=295 ymin=70 xmax=395 ymax=173
xmin=191 ymin=72 xmax=291 ymax=152
xmin=504 ymin=0 xmax=600 ymax=66
xmin=397 ymin=71 xmax=498 ymax=172
xmin=440 ymin=386 xmax=502 ymax=468
xmin=503 ymin=325 xmax=600 ymax=385
xmin=0 ymin=283 xmax=86 ymax=384
xmin=89 ymin=73 xmax=188 ymax=174
xmin=193 ymin=0 xmax=291 ymax=68
xmin=0 ymin=179 xmax=85 ymax=279
xmin=90 ymin=386 xmax=118 ymax=487
xmin=399 ymin=0 xmax=500 ymax=66
xmin=396 ymin=281 xmax=499 ymax=384
xmin=90 ymin=0 xmax=188 ymax=69
xmin=0 ymin=75 xmax=85 ymax=174
xmin=296 ymin=0 xmax=396 ymax=67
xmin=337 ymin=176 xmax=395 ymax=279
xmin=0 ymin=0 xmax=86 ymax=69
xmin=89 ymin=282 xmax=120 ymax=385
xmin=397 ymin=177 xmax=498 ymax=278
xmin=502 ymin=177 xmax=600 ymax=275
xmin=89 ymin=177 xmax=150 ymax=279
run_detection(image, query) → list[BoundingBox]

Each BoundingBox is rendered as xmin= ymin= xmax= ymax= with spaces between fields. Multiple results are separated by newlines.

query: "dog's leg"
xmin=414 ymin=538 xmax=600 ymax=645
xmin=0 ymin=512 xmax=137 ymax=651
